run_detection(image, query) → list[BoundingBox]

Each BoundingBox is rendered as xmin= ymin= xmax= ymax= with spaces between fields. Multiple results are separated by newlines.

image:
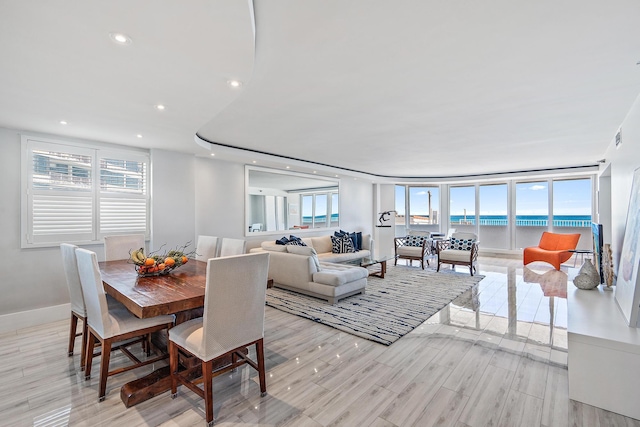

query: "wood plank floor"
xmin=2 ymin=256 xmax=639 ymax=426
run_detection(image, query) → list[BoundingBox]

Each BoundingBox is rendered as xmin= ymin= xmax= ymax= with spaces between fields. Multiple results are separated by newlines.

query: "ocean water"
xmin=449 ymin=214 xmax=592 ymax=227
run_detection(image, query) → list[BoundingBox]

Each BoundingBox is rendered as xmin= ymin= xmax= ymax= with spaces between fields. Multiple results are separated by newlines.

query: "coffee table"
xmin=340 ymin=256 xmax=390 ymax=278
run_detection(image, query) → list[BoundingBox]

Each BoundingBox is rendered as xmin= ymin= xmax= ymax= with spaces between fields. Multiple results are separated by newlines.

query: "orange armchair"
xmin=523 ymin=232 xmax=581 ymax=270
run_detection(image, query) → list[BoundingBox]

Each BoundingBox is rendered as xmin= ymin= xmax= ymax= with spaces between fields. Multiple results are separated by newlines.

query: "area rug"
xmin=265 ymin=265 xmax=484 ymax=345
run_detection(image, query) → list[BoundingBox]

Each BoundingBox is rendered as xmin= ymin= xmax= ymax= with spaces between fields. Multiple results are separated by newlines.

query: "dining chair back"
xmin=169 ymin=252 xmax=270 ymax=424
xmin=75 ymin=248 xmax=174 ymax=401
xmin=195 ymin=235 xmax=219 ymax=262
xmin=60 ymin=243 xmax=88 ymax=368
xmin=202 ymin=253 xmax=269 ymax=360
xmin=104 ymin=234 xmax=145 ymax=261
xmin=219 ymin=237 xmax=246 ymax=257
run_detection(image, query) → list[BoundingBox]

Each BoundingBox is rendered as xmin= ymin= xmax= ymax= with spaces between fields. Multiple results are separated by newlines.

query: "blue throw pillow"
xmin=275 ymin=236 xmax=289 ymax=245
xmin=286 ymin=235 xmax=307 ymax=246
xmin=335 ymin=230 xmax=361 ymax=251
xmin=450 ymin=237 xmax=475 ymax=251
xmin=404 ymin=235 xmax=425 ymax=247
xmin=331 ymin=234 xmax=355 ymax=253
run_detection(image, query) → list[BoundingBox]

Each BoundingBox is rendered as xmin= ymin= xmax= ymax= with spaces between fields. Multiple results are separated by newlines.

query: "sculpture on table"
xmin=573 ymin=259 xmax=600 ymax=290
xmin=377 ymin=210 xmax=397 ymax=227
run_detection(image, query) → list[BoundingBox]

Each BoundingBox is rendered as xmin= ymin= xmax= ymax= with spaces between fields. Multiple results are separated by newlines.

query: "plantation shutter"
xmin=26 ymin=142 xmax=95 ymax=244
xmin=22 ymin=136 xmax=150 ymax=247
xmin=98 ymin=152 xmax=149 ymax=238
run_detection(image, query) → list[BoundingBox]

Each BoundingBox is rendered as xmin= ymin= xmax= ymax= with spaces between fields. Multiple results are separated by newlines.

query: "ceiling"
xmin=1 ymin=1 xmax=639 ymax=179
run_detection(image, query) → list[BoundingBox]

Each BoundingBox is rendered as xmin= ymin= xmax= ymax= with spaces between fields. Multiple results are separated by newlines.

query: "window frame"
xmin=21 ymin=135 xmax=150 ymax=248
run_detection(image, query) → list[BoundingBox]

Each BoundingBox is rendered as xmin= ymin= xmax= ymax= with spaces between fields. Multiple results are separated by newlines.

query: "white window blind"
xmin=22 ymin=136 xmax=149 ymax=247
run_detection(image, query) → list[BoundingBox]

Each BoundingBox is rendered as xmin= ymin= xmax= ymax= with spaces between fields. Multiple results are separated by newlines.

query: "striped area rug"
xmin=265 ymin=265 xmax=484 ymax=345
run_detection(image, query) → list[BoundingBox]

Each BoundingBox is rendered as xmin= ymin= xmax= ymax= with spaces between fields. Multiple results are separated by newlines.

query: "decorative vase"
xmin=573 ymin=259 xmax=600 ymax=290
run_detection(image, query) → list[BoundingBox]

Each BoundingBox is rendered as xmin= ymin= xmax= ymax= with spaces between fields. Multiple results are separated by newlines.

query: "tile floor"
xmin=1 ymin=256 xmax=638 ymax=426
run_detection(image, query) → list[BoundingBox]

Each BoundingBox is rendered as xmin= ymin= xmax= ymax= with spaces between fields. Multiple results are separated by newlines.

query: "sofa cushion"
xmin=440 ymin=249 xmax=472 ymax=262
xmin=286 ymin=245 xmax=321 ymax=271
xmin=331 ymin=234 xmax=355 ymax=253
xmin=397 ymin=246 xmax=424 ymax=257
xmin=313 ymin=263 xmax=368 ymax=286
xmin=260 ymin=241 xmax=288 ymax=252
xmin=311 ymin=235 xmax=333 ymax=254
xmin=318 ymin=250 xmax=370 ymax=263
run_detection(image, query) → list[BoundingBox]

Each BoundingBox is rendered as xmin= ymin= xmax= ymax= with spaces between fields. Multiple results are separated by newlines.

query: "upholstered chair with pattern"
xmin=394 ymin=230 xmax=432 ymax=269
xmin=436 ymin=232 xmax=479 ymax=275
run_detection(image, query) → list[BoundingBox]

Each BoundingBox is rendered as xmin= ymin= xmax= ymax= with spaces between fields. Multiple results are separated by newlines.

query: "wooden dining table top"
xmin=99 ymin=259 xmax=207 ymax=319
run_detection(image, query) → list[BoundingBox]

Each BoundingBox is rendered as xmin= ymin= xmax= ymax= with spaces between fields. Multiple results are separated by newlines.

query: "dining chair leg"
xmin=98 ymin=339 xmax=112 ymax=402
xmin=203 ymin=359 xmax=214 ymax=425
xmin=169 ymin=341 xmax=178 ymax=398
xmin=85 ymin=332 xmax=96 ymax=379
xmin=68 ymin=313 xmax=78 ymax=356
xmin=80 ymin=317 xmax=88 ymax=371
xmin=256 ymin=339 xmax=267 ymax=396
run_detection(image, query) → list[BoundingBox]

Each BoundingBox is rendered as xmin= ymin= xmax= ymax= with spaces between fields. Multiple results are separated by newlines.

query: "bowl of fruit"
xmin=130 ymin=245 xmax=194 ymax=277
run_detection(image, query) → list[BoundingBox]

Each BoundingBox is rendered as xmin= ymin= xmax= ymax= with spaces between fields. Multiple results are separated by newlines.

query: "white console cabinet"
xmin=567 ymin=286 xmax=640 ymax=420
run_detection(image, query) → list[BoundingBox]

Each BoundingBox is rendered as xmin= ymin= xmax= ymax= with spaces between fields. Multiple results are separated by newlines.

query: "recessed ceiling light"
xmin=155 ymin=104 xmax=165 ymax=111
xmin=286 ymin=166 xmax=290 ymax=169
xmin=109 ymin=32 xmax=132 ymax=45
xmin=210 ymin=153 xmax=215 ymax=156
xmin=59 ymin=120 xmax=67 ymax=125
xmin=136 ymin=134 xmax=142 ymax=138
xmin=252 ymin=160 xmax=257 ymax=164
xmin=227 ymin=80 xmax=242 ymax=88
xmin=313 ymin=171 xmax=317 ymax=174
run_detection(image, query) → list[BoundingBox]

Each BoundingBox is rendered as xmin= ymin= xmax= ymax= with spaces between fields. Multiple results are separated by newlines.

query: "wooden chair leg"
xmin=145 ymin=333 xmax=152 ymax=356
xmin=68 ymin=313 xmax=78 ymax=356
xmin=203 ymin=359 xmax=214 ymax=425
xmin=256 ymin=339 xmax=267 ymax=396
xmin=169 ymin=341 xmax=178 ymax=397
xmin=84 ymin=332 xmax=95 ymax=379
xmin=80 ymin=317 xmax=88 ymax=370
xmin=98 ymin=339 xmax=112 ymax=401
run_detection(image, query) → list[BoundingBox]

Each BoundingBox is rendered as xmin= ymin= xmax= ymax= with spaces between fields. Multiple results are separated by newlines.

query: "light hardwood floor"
xmin=2 ymin=256 xmax=639 ymax=426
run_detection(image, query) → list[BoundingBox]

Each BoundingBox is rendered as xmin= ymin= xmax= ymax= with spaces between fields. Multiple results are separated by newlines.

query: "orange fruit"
xmin=164 ymin=257 xmax=176 ymax=267
xmin=181 ymin=256 xmax=188 ymax=264
xmin=144 ymin=258 xmax=155 ymax=266
xmin=157 ymin=263 xmax=166 ymax=270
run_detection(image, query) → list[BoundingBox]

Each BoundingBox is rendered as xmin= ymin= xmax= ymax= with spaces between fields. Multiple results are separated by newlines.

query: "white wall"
xmin=0 ymin=128 xmax=71 ymax=315
xmin=194 ymin=157 xmax=246 ymax=239
xmin=602 ymin=93 xmax=640 ymax=272
xmin=150 ymin=149 xmax=196 ymax=254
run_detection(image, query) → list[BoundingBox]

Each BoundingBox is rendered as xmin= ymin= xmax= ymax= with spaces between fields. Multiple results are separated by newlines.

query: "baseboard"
xmin=0 ymin=303 xmax=70 ymax=334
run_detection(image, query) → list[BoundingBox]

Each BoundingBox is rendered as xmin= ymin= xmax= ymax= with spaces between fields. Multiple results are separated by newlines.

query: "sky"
xmin=396 ymin=178 xmax=592 ymax=217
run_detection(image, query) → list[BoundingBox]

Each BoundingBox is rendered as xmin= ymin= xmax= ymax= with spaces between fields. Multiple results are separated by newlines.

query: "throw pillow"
xmin=331 ymin=234 xmax=355 ymax=253
xmin=286 ymin=245 xmax=321 ymax=271
xmin=334 ymin=230 xmax=362 ymax=251
xmin=286 ymin=235 xmax=307 ymax=246
xmin=404 ymin=235 xmax=425 ymax=247
xmin=275 ymin=236 xmax=289 ymax=245
xmin=450 ymin=237 xmax=475 ymax=251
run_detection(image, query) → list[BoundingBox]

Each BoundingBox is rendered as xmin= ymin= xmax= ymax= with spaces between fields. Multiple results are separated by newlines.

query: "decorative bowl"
xmin=129 ymin=244 xmax=194 ymax=277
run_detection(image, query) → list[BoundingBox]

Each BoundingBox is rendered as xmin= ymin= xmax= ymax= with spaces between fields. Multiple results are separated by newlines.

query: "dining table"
xmin=98 ymin=259 xmax=209 ymax=407
xmin=98 ymin=259 xmax=272 ymax=407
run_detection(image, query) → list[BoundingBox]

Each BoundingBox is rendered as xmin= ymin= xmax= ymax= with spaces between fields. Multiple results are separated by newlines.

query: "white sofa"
xmin=250 ymin=234 xmax=372 ymax=304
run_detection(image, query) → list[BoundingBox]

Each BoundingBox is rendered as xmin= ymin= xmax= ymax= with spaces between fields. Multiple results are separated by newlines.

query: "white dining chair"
xmin=219 ymin=237 xmax=246 ymax=257
xmin=60 ymin=243 xmax=90 ymax=370
xmin=104 ymin=234 xmax=145 ymax=261
xmin=169 ymin=252 xmax=270 ymax=425
xmin=195 ymin=235 xmax=219 ymax=262
xmin=75 ymin=248 xmax=174 ymax=401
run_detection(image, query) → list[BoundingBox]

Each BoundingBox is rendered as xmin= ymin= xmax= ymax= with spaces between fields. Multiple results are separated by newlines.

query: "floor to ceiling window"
xmin=450 ymin=186 xmax=475 ymax=234
xmin=515 ymin=181 xmax=549 ymax=249
xmin=395 ymin=175 xmax=593 ymax=251
xmin=479 ymin=183 xmax=509 ymax=249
